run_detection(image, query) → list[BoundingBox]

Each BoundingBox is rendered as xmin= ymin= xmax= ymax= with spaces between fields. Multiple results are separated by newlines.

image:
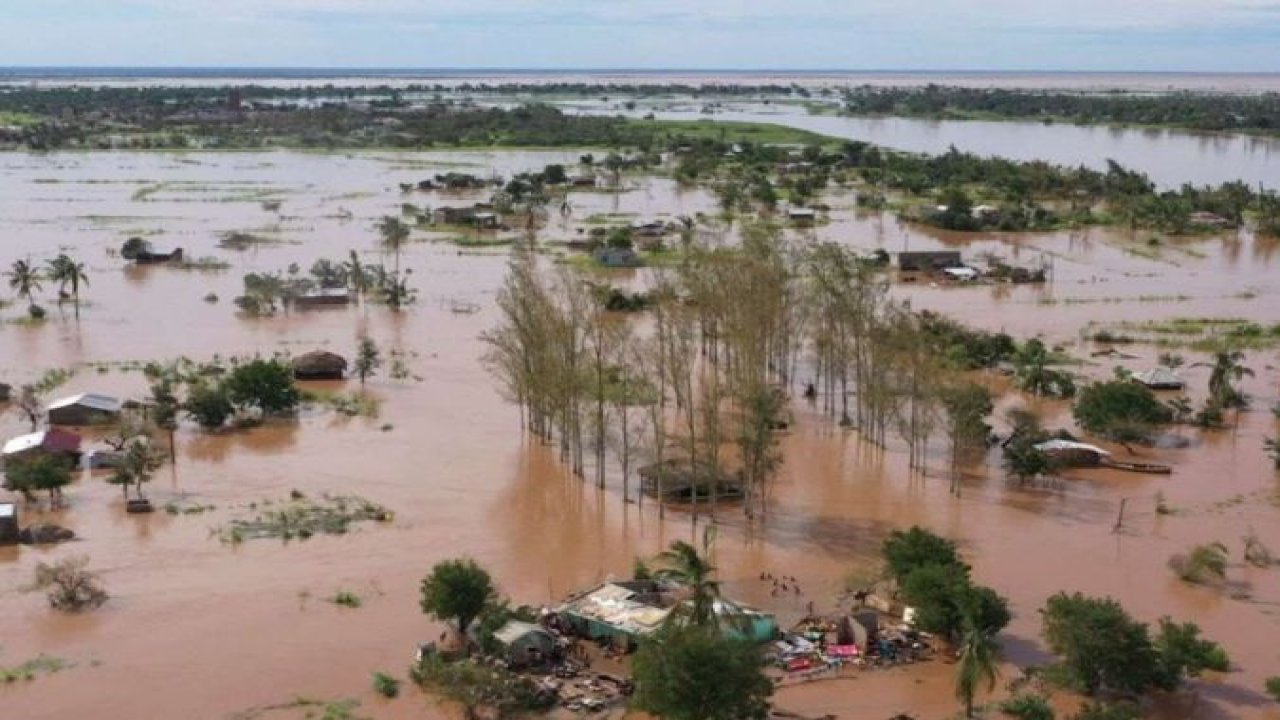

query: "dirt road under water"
xmin=1 ymin=151 xmax=1278 ymax=719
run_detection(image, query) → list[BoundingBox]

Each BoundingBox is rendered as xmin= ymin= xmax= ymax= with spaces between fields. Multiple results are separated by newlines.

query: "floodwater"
xmin=0 ymin=149 xmax=1278 ymax=720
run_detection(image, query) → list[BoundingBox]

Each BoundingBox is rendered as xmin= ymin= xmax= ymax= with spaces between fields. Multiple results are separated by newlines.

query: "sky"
xmin=3 ymin=0 xmax=1280 ymax=72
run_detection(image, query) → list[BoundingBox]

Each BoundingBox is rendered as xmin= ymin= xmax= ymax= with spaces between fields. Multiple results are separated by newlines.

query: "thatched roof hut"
xmin=291 ymin=351 xmax=348 ymax=381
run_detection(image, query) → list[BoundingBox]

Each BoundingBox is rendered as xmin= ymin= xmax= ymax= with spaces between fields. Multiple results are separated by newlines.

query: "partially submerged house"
xmin=557 ymin=581 xmax=672 ymax=647
xmin=1134 ymin=367 xmax=1186 ymax=391
xmin=788 ymin=207 xmax=817 ymax=224
xmin=630 ymin=219 xmax=668 ymax=237
xmin=47 ymin=393 xmax=122 ymax=426
xmin=0 ymin=382 xmax=11 ymax=402
xmin=593 ymin=247 xmax=641 ymax=268
xmin=556 ymin=580 xmax=776 ymax=648
xmin=0 ymin=503 xmax=18 ymax=545
xmin=484 ymin=620 xmax=558 ymax=668
xmin=941 ymin=266 xmax=980 ymax=282
xmin=2 ymin=429 xmax=83 ymax=463
xmin=638 ymin=459 xmax=744 ymax=502
xmin=294 ymin=288 xmax=352 ymax=309
xmin=898 ymin=251 xmax=963 ymax=273
xmin=291 ymin=351 xmax=349 ymax=381
xmin=473 ymin=211 xmax=500 ymax=230
xmin=433 ymin=206 xmax=476 ymax=225
xmin=121 ymin=237 xmax=183 ymax=264
xmin=1034 ymin=439 xmax=1110 ymax=467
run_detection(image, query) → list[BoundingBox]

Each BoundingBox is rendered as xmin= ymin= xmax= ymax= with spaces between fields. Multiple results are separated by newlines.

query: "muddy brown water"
xmin=1 ymin=150 xmax=1278 ymax=719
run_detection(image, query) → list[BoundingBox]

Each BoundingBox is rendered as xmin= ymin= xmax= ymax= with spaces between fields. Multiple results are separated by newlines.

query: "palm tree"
xmin=955 ymin=620 xmax=1001 ymax=718
xmin=654 ymin=531 xmax=721 ymax=628
xmin=7 ymin=259 xmax=43 ymax=313
xmin=376 ymin=216 xmax=410 ymax=276
xmin=46 ymin=254 xmax=89 ymax=315
xmin=1199 ymin=350 xmax=1253 ymax=409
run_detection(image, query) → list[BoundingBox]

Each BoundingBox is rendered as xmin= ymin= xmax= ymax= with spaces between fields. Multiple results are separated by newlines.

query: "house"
xmin=433 ymin=206 xmax=476 ymax=225
xmin=483 ymin=620 xmax=557 ymax=668
xmin=0 ymin=382 xmax=11 ymax=402
xmin=593 ymin=247 xmax=641 ymax=268
xmin=1134 ymin=367 xmax=1186 ymax=391
xmin=898 ymin=250 xmax=963 ymax=273
xmin=1034 ymin=439 xmax=1111 ymax=467
xmin=570 ymin=175 xmax=598 ymax=188
xmin=0 ymin=503 xmax=17 ymax=545
xmin=291 ymin=351 xmax=349 ymax=380
xmin=630 ymin=219 xmax=668 ymax=237
xmin=47 ymin=393 xmax=123 ymax=426
xmin=941 ymin=266 xmax=980 ymax=282
xmin=709 ymin=599 xmax=778 ymax=644
xmin=473 ymin=211 xmax=500 ymax=230
xmin=788 ymin=207 xmax=817 ymax=224
xmin=557 ymin=581 xmax=671 ymax=647
xmin=1189 ymin=211 xmax=1231 ymax=229
xmin=294 ymin=288 xmax=352 ymax=309
xmin=2 ymin=429 xmax=83 ymax=463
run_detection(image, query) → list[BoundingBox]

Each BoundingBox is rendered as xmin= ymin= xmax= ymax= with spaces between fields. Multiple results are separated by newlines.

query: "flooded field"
xmin=1 ymin=149 xmax=1279 ymax=719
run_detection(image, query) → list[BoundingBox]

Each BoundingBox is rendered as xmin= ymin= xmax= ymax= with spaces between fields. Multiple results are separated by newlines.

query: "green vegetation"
xmin=1266 ymin=676 xmax=1280 ymax=702
xmin=631 ymin=624 xmax=773 ymax=720
xmin=371 ymin=672 xmax=400 ymax=699
xmin=329 ymin=590 xmax=363 ymax=609
xmin=1040 ymin=592 xmax=1228 ymax=696
xmin=840 ymin=85 xmax=1280 ymax=136
xmin=1168 ymin=542 xmax=1229 ymax=585
xmin=0 ymin=655 xmax=70 ymax=684
xmin=219 ymin=492 xmax=392 ymax=543
xmin=1086 ymin=318 xmax=1280 ymax=353
xmin=999 ymin=693 xmax=1055 ymax=720
xmin=2 ymin=453 xmax=74 ymax=508
xmin=410 ymin=653 xmax=553 ymax=719
xmin=419 ymin=558 xmax=498 ymax=637
xmin=1072 ymin=380 xmax=1172 ymax=443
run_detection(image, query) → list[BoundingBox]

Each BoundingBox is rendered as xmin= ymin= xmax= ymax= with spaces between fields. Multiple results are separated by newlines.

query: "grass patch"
xmin=629 ymin=117 xmax=840 ymax=146
xmin=305 ymin=390 xmax=381 ymax=418
xmin=0 ymin=655 xmax=69 ymax=683
xmin=329 ymin=590 xmax=363 ymax=609
xmin=445 ymin=235 xmax=516 ymax=248
xmin=217 ymin=492 xmax=392 ymax=544
xmin=1085 ymin=317 xmax=1280 ymax=352
xmin=1169 ymin=542 xmax=1229 ymax=585
xmin=230 ymin=697 xmax=368 ymax=720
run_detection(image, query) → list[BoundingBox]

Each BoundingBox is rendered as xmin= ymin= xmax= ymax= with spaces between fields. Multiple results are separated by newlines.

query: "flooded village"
xmin=1 ymin=77 xmax=1280 ymax=720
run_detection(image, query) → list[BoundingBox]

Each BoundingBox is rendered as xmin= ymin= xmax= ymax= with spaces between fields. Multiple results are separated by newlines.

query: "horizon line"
xmin=3 ymin=65 xmax=1279 ymax=76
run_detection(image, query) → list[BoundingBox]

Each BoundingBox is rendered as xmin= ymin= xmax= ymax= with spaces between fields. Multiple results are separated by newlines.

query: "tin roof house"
xmin=47 ymin=393 xmax=123 ymax=426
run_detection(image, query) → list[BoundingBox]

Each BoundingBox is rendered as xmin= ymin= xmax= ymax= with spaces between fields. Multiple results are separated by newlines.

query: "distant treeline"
xmin=841 ymin=85 xmax=1280 ymax=135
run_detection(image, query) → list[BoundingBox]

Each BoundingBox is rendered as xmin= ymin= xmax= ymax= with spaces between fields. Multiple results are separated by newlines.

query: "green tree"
xmin=940 ymin=382 xmax=993 ymax=490
xmin=419 ymin=558 xmax=497 ymax=639
xmin=1040 ymin=592 xmax=1159 ymax=696
xmin=1151 ymin=617 xmax=1229 ymax=689
xmin=1198 ymin=350 xmax=1253 ymax=409
xmin=1013 ymin=340 xmax=1075 ymax=398
xmin=1266 ymin=435 xmax=1280 ymax=470
xmin=224 ymin=359 xmax=300 ymax=416
xmin=1002 ymin=434 xmax=1054 ymax=484
xmin=3 ymin=453 xmax=73 ymax=508
xmin=955 ymin=618 xmax=1001 ymax=718
xmin=108 ymin=437 xmax=164 ymax=500
xmin=45 ymin=254 xmax=89 ymax=311
xmin=376 ymin=215 xmax=410 ymax=275
xmin=882 ymin=526 xmax=967 ymax=585
xmin=7 ymin=258 xmax=44 ymax=317
xmin=354 ymin=337 xmax=382 ymax=386
xmin=185 ymin=380 xmax=234 ymax=430
xmin=1073 ymin=380 xmax=1172 ymax=444
xmin=631 ymin=624 xmax=772 ymax=720
xmin=149 ymin=375 xmax=181 ymax=463
xmin=1266 ymin=676 xmax=1280 ymax=702
xmin=654 ymin=533 xmax=722 ymax=628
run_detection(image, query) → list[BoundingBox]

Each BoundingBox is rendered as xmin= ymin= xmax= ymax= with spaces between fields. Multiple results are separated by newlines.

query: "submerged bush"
xmin=1169 ymin=542 xmax=1229 ymax=585
xmin=1000 ymin=693 xmax=1054 ymax=720
xmin=26 ymin=556 xmax=108 ymax=612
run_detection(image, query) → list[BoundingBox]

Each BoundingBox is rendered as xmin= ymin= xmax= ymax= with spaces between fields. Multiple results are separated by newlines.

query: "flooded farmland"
xmin=1 ymin=147 xmax=1279 ymax=720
